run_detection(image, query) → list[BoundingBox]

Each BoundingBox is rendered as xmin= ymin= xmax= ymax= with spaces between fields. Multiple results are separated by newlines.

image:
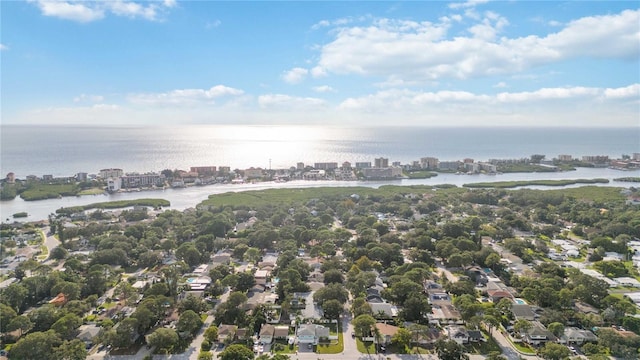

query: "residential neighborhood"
xmin=1 ymin=181 xmax=640 ymax=360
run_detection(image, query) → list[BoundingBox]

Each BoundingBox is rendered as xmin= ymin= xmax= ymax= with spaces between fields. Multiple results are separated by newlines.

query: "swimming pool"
xmin=514 ymin=298 xmax=527 ymax=305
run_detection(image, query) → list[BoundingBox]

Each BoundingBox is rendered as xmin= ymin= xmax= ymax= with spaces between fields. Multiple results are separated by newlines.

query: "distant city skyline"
xmin=1 ymin=1 xmax=639 ymax=127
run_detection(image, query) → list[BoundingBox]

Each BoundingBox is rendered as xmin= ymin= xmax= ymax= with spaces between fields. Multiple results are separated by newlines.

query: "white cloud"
xmin=310 ymin=66 xmax=327 ymax=78
xmin=0 ymin=44 xmax=8 ymax=51
xmin=335 ymin=84 xmax=639 ymax=126
xmin=258 ymin=94 xmax=327 ymax=109
xmin=496 ymin=87 xmax=599 ymax=102
xmin=73 ymin=94 xmax=104 ymax=103
xmin=449 ymin=0 xmax=490 ymax=10
xmin=206 ymin=20 xmax=221 ymax=29
xmin=282 ymin=67 xmax=309 ymax=84
xmin=312 ymin=85 xmax=335 ymax=93
xmin=340 ymin=84 xmax=638 ymax=110
xmin=34 ymin=1 xmax=105 ymax=23
xmin=31 ymin=0 xmax=176 ymax=22
xmin=604 ymin=83 xmax=640 ymax=99
xmin=107 ymin=1 xmax=159 ymax=21
xmin=493 ymin=82 xmax=508 ymax=88
xmin=311 ymin=15 xmax=371 ymax=30
xmin=10 ymin=84 xmax=639 ymax=127
xmin=311 ymin=9 xmax=639 ymax=83
xmin=128 ymin=85 xmax=244 ymax=105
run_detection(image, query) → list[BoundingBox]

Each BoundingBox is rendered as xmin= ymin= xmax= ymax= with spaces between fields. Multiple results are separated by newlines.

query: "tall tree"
xmin=177 ymin=310 xmax=203 ymax=337
xmin=538 ymin=342 xmax=571 ymax=360
xmin=7 ymin=315 xmax=33 ymax=338
xmin=352 ymin=314 xmax=376 ymax=338
xmin=321 ymin=299 xmax=343 ymax=321
xmin=147 ymin=328 xmax=179 ymax=351
xmin=218 ymin=344 xmax=254 ymax=360
xmin=54 ymin=339 xmax=88 ymax=360
xmin=9 ymin=330 xmax=62 ymax=360
xmin=434 ymin=339 xmax=470 ymax=360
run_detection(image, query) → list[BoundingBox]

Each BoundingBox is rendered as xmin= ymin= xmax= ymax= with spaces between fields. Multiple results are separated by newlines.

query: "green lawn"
xmin=78 ymin=187 xmax=106 ymax=195
xmin=510 ymin=340 xmax=536 ymax=354
xmin=317 ymin=332 xmax=343 ymax=354
xmin=466 ymin=331 xmax=501 ymax=354
xmin=37 ymin=245 xmax=49 ymax=261
xmin=356 ymin=339 xmax=375 ymax=354
xmin=272 ymin=341 xmax=297 ymax=354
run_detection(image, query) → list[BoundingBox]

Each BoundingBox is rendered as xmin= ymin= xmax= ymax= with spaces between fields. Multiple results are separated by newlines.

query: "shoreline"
xmin=2 ymin=167 xmax=639 ymax=223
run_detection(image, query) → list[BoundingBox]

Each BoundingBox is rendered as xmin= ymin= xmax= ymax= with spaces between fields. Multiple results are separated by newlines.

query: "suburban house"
xmin=486 ymin=280 xmax=515 ymax=302
xmin=511 ymin=304 xmax=536 ymax=321
xmin=369 ymin=302 xmax=399 ymax=319
xmin=296 ymin=324 xmax=330 ymax=345
xmin=429 ymin=293 xmax=462 ymax=325
xmin=273 ymin=326 xmax=289 ymax=341
xmin=467 ymin=330 xmax=485 ymax=343
xmin=218 ymin=324 xmax=237 ymax=343
xmin=523 ymin=321 xmax=555 ymax=346
xmin=375 ymin=323 xmax=400 ymax=345
xmin=77 ymin=324 xmax=101 ymax=348
xmin=255 ymin=269 xmax=269 ymax=285
xmin=49 ymin=293 xmax=68 ymax=306
xmin=236 ymin=328 xmax=249 ymax=341
xmin=211 ymin=250 xmax=232 ymax=266
xmin=559 ymin=327 xmax=598 ymax=345
xmin=291 ymin=292 xmax=309 ymax=309
xmin=259 ymin=324 xmax=275 ymax=344
xmin=445 ymin=325 xmax=469 ymax=345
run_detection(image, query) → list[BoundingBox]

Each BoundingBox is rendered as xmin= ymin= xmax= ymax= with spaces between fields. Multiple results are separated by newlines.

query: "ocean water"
xmin=1 ymin=125 xmax=639 ymax=178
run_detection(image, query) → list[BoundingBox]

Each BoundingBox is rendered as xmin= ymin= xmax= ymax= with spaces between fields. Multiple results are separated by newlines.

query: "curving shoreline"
xmin=2 ymin=167 xmax=638 ymax=223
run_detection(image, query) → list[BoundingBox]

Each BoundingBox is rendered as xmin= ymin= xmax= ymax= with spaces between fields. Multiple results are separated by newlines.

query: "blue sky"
xmin=1 ymin=0 xmax=639 ymax=126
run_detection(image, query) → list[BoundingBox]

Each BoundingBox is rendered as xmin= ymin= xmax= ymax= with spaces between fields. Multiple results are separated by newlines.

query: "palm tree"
xmin=483 ymin=314 xmax=500 ymax=336
xmin=514 ymin=319 xmax=532 ymax=336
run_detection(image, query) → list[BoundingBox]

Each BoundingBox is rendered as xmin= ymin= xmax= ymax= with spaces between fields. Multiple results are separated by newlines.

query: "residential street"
xmin=488 ymin=326 xmax=540 ymax=360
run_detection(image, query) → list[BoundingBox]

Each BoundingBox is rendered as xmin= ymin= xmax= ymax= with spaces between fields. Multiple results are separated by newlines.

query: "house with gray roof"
xmin=523 ymin=321 xmax=555 ymax=346
xmin=559 ymin=327 xmax=598 ymax=345
xmin=511 ymin=304 xmax=535 ymax=321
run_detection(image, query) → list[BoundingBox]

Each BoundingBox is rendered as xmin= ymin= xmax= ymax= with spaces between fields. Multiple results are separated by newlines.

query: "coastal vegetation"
xmin=20 ymin=183 xmax=80 ymax=201
xmin=55 ymin=199 xmax=170 ymax=215
xmin=463 ymin=178 xmax=609 ymax=189
xmin=404 ymin=171 xmax=438 ymax=179
xmin=0 ymin=181 xmax=106 ymax=201
xmin=614 ymin=177 xmax=640 ymax=183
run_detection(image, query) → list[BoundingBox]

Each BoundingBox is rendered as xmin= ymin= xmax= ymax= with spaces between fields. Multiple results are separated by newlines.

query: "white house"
xmin=296 ymin=324 xmax=329 ymax=345
xmin=445 ymin=325 xmax=469 ymax=345
xmin=259 ymin=324 xmax=275 ymax=344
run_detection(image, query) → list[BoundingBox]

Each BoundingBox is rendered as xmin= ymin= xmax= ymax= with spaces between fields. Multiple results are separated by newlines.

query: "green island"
xmin=404 ymin=171 xmax=439 ymax=179
xmin=55 ymin=198 xmax=170 ymax=215
xmin=496 ymin=163 xmax=570 ymax=173
xmin=463 ymin=178 xmax=609 ymax=189
xmin=614 ymin=177 xmax=640 ymax=183
xmin=12 ymin=212 xmax=28 ymax=218
xmin=1 ymin=182 xmax=107 ymax=201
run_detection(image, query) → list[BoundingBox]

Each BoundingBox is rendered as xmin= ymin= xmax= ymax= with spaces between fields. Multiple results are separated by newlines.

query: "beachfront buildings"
xmin=420 ymin=157 xmax=439 ymax=169
xmin=190 ymin=166 xmax=217 ymax=175
xmin=374 ymin=157 xmax=389 ymax=168
xmin=120 ymin=173 xmax=164 ymax=188
xmin=314 ymin=162 xmax=338 ymax=170
xmin=99 ymin=168 xmax=123 ymax=179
